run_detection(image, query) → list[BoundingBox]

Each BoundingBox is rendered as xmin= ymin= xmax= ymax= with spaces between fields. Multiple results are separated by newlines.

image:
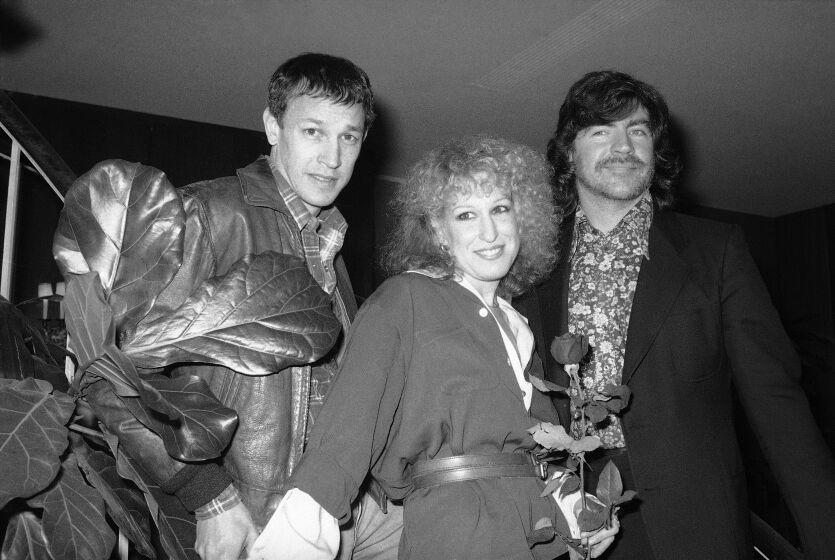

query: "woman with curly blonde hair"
xmin=381 ymin=135 xmax=559 ymax=298
xmin=250 ymin=136 xmax=617 ymax=560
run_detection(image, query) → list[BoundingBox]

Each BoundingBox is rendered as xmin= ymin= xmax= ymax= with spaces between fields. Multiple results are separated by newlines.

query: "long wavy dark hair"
xmin=547 ymin=70 xmax=682 ymax=212
xmin=380 ymin=135 xmax=559 ymax=299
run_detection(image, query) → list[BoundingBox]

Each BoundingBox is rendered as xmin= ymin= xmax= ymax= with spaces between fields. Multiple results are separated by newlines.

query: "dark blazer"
xmin=516 ymin=210 xmax=835 ymax=559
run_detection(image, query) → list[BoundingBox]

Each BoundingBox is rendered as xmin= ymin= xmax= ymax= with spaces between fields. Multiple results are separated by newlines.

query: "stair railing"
xmin=0 ymin=89 xmax=75 ymax=299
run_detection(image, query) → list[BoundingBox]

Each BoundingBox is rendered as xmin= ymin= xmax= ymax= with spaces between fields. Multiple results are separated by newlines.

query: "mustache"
xmin=595 ymin=155 xmax=647 ymax=170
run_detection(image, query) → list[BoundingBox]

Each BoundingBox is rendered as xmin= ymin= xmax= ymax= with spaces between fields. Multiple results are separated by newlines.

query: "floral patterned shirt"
xmin=567 ymin=193 xmax=653 ymax=448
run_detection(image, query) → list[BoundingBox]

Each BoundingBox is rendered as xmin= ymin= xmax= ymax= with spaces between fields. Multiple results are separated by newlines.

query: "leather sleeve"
xmin=84 ymin=378 xmax=232 ymax=511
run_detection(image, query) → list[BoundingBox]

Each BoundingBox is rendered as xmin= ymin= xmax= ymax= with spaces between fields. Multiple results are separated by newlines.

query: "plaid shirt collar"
xmin=266 ymin=159 xmax=348 ymax=236
xmin=266 ymin=158 xmax=347 ymax=293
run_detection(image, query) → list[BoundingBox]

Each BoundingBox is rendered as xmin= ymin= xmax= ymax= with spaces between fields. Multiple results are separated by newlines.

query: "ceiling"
xmin=1 ymin=0 xmax=833 ymax=217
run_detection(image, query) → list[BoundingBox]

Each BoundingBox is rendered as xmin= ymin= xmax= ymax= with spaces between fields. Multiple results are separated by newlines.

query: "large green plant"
xmin=0 ymin=297 xmax=145 ymax=560
xmin=1 ymin=161 xmax=341 ymax=559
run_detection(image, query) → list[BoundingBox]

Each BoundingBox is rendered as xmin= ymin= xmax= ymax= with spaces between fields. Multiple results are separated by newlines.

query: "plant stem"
xmin=69 ymin=423 xmax=106 ymax=440
xmin=579 ymin=453 xmax=587 ymax=511
xmin=579 ymin=396 xmax=588 ymax=512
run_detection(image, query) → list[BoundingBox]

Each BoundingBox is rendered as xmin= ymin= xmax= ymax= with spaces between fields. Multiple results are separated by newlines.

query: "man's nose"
xmin=611 ymin=129 xmax=634 ymax=154
xmin=318 ymin=139 xmax=342 ymax=169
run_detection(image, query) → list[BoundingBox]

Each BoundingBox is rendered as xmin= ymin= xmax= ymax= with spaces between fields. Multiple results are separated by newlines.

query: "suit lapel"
xmin=547 ymin=213 xmax=574 ymax=341
xmin=622 ymin=212 xmax=689 ymax=384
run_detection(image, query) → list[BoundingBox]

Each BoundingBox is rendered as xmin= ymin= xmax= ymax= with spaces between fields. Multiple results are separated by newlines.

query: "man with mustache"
xmin=517 ymin=70 xmax=835 ymax=559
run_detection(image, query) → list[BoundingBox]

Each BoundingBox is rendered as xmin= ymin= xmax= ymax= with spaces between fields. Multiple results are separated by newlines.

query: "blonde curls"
xmin=380 ymin=135 xmax=560 ymax=298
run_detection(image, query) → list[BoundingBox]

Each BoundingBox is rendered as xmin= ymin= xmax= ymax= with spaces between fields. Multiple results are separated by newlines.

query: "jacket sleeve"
xmin=84 ymin=378 xmax=233 ymax=511
xmin=290 ymin=279 xmax=411 ymax=524
xmin=720 ymin=226 xmax=835 ymax=559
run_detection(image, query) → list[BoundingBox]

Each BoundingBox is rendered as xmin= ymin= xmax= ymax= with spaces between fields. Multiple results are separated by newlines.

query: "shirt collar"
xmin=266 ymin=158 xmax=347 ymax=235
xmin=572 ymin=190 xmax=653 ymax=258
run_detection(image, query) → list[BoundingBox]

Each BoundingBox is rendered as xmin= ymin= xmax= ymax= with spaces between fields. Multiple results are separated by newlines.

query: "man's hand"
xmin=196 ymin=502 xmax=259 ymax=560
xmin=581 ymin=515 xmax=620 ymax=559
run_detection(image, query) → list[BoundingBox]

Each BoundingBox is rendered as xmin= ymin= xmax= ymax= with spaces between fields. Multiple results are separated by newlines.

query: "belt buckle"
xmin=530 ymin=452 xmax=549 ymax=480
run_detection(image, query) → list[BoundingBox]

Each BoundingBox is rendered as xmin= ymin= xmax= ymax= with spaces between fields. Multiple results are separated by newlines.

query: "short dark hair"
xmin=267 ymin=53 xmax=375 ymax=131
xmin=547 ymin=70 xmax=682 ymax=212
xmin=380 ymin=135 xmax=559 ymax=299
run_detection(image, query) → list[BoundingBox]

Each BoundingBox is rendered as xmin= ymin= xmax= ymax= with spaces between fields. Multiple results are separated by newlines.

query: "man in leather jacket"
xmin=85 ymin=53 xmax=403 ymax=560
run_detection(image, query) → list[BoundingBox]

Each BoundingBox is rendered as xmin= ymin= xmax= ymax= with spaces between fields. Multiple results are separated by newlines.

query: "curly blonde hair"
xmin=380 ymin=135 xmax=560 ymax=298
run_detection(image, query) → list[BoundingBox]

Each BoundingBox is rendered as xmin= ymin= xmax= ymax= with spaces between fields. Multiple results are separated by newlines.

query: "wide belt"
xmin=411 ymin=453 xmax=545 ymax=489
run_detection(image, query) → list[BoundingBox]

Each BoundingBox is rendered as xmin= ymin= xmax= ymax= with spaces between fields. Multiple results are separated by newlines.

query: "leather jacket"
xmin=85 ymin=157 xmax=356 ymax=528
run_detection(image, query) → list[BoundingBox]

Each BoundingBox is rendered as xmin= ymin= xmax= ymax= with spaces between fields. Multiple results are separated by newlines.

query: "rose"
xmin=550 ymin=332 xmax=589 ymax=365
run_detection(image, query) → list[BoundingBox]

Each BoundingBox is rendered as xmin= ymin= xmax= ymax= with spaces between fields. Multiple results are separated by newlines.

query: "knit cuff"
xmin=159 ymin=463 xmax=234 ymax=512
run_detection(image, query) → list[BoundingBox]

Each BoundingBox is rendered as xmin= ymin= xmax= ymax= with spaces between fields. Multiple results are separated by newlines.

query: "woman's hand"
xmin=581 ymin=515 xmax=620 ymax=558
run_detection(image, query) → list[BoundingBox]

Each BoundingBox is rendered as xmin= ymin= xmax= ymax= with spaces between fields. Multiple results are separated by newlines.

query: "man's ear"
xmin=263 ymin=108 xmax=280 ymax=146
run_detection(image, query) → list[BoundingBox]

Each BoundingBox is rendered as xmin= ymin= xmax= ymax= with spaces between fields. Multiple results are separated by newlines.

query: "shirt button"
xmin=479 ymin=307 xmax=489 ymax=318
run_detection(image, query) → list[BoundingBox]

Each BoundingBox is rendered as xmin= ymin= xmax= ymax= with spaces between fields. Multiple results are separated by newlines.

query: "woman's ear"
xmin=429 ymin=217 xmax=447 ymax=247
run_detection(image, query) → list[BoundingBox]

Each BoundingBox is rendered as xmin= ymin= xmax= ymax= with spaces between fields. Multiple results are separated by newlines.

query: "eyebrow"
xmin=299 ymin=117 xmax=364 ymax=133
xmin=627 ymin=118 xmax=651 ymax=128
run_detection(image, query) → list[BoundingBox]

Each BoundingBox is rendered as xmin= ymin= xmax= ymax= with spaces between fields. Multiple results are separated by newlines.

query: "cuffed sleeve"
xmin=165 ymin=467 xmax=235 ymax=513
xmin=248 ymin=488 xmax=339 ymax=560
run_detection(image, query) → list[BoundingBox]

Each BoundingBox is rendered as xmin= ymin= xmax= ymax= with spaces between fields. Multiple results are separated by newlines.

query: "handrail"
xmin=0 ymin=90 xmax=76 ymax=299
xmin=0 ymin=90 xmax=76 ymax=198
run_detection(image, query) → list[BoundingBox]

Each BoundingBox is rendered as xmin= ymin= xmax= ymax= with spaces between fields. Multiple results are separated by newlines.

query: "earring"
xmin=439 ymin=242 xmax=449 ymax=253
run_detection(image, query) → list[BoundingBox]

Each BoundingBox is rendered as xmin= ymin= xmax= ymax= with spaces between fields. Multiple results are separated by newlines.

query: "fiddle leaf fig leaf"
xmin=120 ymin=373 xmax=238 ymax=462
xmin=63 ymin=272 xmax=140 ymax=396
xmin=53 ymin=160 xmax=185 ymax=334
xmin=85 ymin=353 xmax=140 ymax=398
xmin=0 ymin=378 xmax=75 ymax=508
xmin=1 ymin=511 xmax=51 ymax=560
xmin=124 ymin=252 xmax=341 ymax=375
xmin=595 ymin=460 xmax=624 ymax=507
xmin=0 ymin=296 xmax=63 ymax=383
xmin=0 ymin=298 xmax=35 ymax=380
xmin=73 ymin=436 xmax=155 ymax=558
xmin=40 ymin=454 xmax=116 ymax=560
xmin=31 ymin=355 xmax=70 ymax=394
xmin=113 ymin=447 xmax=199 ymax=560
